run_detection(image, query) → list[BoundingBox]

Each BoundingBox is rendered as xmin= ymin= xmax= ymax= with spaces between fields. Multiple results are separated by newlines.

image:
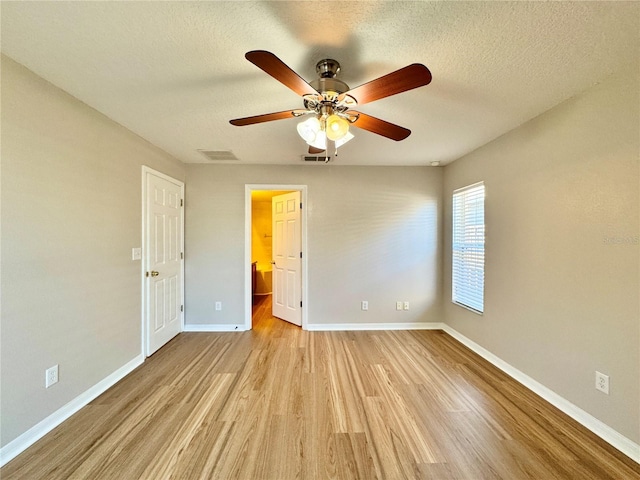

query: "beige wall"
xmin=185 ymin=165 xmax=443 ymax=328
xmin=442 ymin=70 xmax=640 ymax=442
xmin=251 ymin=198 xmax=273 ymax=269
xmin=0 ymin=56 xmax=185 ymax=447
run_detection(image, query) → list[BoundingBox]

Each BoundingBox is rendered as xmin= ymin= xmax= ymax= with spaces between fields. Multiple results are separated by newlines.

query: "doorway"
xmin=245 ymin=185 xmax=308 ymax=330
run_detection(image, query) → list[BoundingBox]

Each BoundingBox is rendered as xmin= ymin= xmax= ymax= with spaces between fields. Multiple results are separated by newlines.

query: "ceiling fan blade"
xmin=246 ymin=50 xmax=320 ymax=97
xmin=229 ymin=110 xmax=296 ymax=126
xmin=308 ymin=146 xmax=325 ymax=154
xmin=349 ymin=111 xmax=411 ymax=141
xmin=341 ymin=64 xmax=432 ymax=105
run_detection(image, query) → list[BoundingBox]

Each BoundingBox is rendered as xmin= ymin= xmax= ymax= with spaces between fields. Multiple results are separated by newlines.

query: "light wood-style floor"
xmin=3 ymin=295 xmax=639 ymax=479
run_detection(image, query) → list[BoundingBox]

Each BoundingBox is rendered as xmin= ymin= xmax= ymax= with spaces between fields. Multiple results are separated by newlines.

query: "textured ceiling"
xmin=1 ymin=1 xmax=638 ymax=166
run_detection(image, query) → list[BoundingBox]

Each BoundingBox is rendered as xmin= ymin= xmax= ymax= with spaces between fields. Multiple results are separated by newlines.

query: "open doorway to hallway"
xmin=245 ymin=185 xmax=308 ymax=331
xmin=250 ymin=190 xmax=289 ymax=327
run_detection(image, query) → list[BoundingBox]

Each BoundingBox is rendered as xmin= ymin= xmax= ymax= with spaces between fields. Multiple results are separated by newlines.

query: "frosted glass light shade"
xmin=325 ymin=114 xmax=349 ymax=141
xmin=296 ymin=116 xmax=321 ymax=143
xmin=308 ymin=130 xmax=327 ymax=150
xmin=335 ymin=131 xmax=354 ymax=148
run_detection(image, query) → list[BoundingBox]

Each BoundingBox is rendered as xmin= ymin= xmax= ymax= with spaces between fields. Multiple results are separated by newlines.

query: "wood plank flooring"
xmin=3 ymin=295 xmax=639 ymax=479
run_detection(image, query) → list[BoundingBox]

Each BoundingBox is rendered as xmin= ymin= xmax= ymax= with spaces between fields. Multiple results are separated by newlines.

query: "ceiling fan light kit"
xmin=230 ymin=50 xmax=432 ymax=158
xmin=296 ymin=112 xmax=353 ymax=153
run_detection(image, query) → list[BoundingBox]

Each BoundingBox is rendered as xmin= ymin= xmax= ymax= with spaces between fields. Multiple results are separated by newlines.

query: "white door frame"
xmin=141 ymin=166 xmax=185 ymax=356
xmin=245 ymin=184 xmax=308 ymax=330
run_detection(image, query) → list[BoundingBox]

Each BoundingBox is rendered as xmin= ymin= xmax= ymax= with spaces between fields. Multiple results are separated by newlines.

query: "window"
xmin=452 ymin=182 xmax=485 ymax=313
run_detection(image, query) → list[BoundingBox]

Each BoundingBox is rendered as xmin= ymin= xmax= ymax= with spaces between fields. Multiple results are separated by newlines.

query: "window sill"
xmin=452 ymin=301 xmax=483 ymax=316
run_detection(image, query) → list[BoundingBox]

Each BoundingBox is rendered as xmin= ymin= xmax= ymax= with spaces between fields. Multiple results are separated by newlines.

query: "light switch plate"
xmin=132 ymin=248 xmax=142 ymax=261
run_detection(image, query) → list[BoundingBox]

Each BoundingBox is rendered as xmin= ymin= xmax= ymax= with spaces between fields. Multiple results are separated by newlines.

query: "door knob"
xmin=149 ymin=271 xmax=160 ymax=277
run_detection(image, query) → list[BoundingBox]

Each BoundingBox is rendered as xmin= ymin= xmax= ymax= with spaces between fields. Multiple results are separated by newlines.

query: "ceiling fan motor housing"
xmin=307 ymin=60 xmax=352 ymax=113
xmin=311 ymin=58 xmax=350 ymax=98
xmin=311 ymin=77 xmax=350 ymax=96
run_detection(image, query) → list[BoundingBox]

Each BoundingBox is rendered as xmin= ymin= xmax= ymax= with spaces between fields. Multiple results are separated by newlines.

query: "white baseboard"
xmin=183 ymin=324 xmax=245 ymax=332
xmin=184 ymin=322 xmax=444 ymax=332
xmin=306 ymin=322 xmax=446 ymax=331
xmin=441 ymin=325 xmax=640 ymax=464
xmin=0 ymin=354 xmax=144 ymax=467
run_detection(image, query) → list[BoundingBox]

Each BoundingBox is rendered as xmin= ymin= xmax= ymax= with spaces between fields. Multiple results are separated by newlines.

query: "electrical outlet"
xmin=361 ymin=301 xmax=368 ymax=311
xmin=46 ymin=365 xmax=59 ymax=388
xmin=215 ymin=301 xmax=222 ymax=311
xmin=396 ymin=301 xmax=403 ymax=311
xmin=403 ymin=301 xmax=410 ymax=311
xmin=595 ymin=371 xmax=609 ymax=395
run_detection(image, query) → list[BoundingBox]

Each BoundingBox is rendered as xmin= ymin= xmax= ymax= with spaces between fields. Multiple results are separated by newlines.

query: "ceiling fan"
xmin=229 ymin=51 xmax=432 ymax=155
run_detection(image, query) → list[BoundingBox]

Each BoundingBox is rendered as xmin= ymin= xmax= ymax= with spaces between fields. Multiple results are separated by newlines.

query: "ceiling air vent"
xmin=302 ymin=155 xmax=332 ymax=163
xmin=197 ymin=150 xmax=239 ymax=161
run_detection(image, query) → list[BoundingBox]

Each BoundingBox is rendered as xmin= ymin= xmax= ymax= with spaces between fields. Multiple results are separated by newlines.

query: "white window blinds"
xmin=452 ymin=182 xmax=485 ymax=313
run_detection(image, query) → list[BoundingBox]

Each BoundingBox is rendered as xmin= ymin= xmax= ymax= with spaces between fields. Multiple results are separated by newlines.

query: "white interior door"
xmin=272 ymin=191 xmax=302 ymax=326
xmin=145 ymin=170 xmax=184 ymax=355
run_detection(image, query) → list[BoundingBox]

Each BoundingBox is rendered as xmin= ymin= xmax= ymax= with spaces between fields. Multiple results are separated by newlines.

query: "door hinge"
xmin=300 ymin=251 xmax=302 ymax=258
xmin=300 ymin=301 xmax=302 ymax=308
xmin=180 ymin=199 xmax=183 ymax=207
xmin=300 ymin=202 xmax=302 ymax=209
xmin=180 ymin=305 xmax=184 ymax=312
xmin=181 ymin=252 xmax=184 ymax=260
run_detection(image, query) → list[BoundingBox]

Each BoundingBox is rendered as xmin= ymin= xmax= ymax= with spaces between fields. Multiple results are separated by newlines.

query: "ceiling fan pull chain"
xmin=325 ymin=120 xmax=330 ymax=163
xmin=324 ymin=117 xmax=328 ymax=154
